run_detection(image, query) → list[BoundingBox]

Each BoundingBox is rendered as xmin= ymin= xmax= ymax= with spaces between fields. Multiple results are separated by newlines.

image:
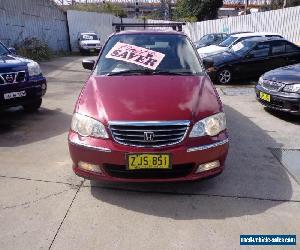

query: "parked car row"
xmin=203 ymin=37 xmax=300 ymax=84
xmin=197 ymin=32 xmax=300 ymax=115
xmin=197 ymin=32 xmax=283 ymax=58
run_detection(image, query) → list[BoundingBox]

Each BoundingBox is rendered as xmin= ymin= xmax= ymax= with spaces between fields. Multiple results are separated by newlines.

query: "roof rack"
xmin=112 ymin=21 xmax=186 ymax=32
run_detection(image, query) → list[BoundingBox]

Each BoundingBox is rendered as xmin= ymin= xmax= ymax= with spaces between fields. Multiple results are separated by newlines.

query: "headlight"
xmin=27 ymin=61 xmax=42 ymax=77
xmin=189 ymin=112 xmax=226 ymax=137
xmin=283 ymin=84 xmax=300 ymax=94
xmin=71 ymin=113 xmax=108 ymax=138
xmin=258 ymin=77 xmax=264 ymax=85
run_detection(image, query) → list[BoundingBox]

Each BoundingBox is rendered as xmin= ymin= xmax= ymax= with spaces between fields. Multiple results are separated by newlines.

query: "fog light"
xmin=78 ymin=161 xmax=102 ymax=173
xmin=196 ymin=160 xmax=220 ymax=173
xmin=41 ymin=83 xmax=46 ymax=90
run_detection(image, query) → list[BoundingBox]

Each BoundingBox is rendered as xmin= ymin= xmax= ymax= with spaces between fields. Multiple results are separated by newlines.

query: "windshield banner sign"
xmin=105 ymin=42 xmax=165 ymax=70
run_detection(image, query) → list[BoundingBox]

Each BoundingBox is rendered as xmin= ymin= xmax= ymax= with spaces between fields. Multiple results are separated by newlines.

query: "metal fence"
xmin=185 ymin=6 xmax=300 ymax=43
xmin=149 ymin=6 xmax=300 ymax=43
xmin=0 ymin=0 xmax=70 ymax=51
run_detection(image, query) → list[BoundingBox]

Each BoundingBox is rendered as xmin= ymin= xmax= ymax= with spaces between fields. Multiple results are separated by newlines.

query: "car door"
xmin=268 ymin=40 xmax=288 ymax=70
xmin=285 ymin=42 xmax=300 ymax=65
xmin=237 ymin=42 xmax=272 ymax=77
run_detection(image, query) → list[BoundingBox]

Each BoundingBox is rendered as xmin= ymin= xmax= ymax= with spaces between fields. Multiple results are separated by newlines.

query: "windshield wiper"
xmin=106 ymin=69 xmax=195 ymax=76
xmin=152 ymin=70 xmax=195 ymax=75
xmin=106 ymin=69 xmax=153 ymax=76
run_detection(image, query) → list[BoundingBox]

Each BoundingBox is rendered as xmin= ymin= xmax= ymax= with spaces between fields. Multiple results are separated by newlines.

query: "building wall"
xmin=0 ymin=0 xmax=70 ymax=51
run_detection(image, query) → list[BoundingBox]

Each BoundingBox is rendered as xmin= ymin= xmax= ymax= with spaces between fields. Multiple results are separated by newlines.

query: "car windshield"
xmin=0 ymin=43 xmax=9 ymax=55
xmin=80 ymin=34 xmax=98 ymax=40
xmin=198 ymin=34 xmax=214 ymax=44
xmin=95 ymin=33 xmax=204 ymax=76
xmin=229 ymin=40 xmax=256 ymax=55
xmin=219 ymin=36 xmax=238 ymax=47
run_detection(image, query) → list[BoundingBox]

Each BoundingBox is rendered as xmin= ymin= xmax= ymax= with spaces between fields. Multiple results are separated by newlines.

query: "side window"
xmin=286 ymin=43 xmax=300 ymax=53
xmin=249 ymin=43 xmax=270 ymax=58
xmin=271 ymin=41 xmax=286 ymax=55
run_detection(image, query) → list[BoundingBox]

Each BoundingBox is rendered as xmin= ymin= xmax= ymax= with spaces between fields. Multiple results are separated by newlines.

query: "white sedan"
xmin=197 ymin=32 xmax=282 ymax=58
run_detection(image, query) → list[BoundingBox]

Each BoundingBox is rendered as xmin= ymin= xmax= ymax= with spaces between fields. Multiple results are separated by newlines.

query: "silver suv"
xmin=78 ymin=32 xmax=102 ymax=55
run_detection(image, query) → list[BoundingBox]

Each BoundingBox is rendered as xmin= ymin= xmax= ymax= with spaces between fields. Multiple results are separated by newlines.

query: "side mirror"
xmin=8 ymin=47 xmax=16 ymax=54
xmin=202 ymin=59 xmax=214 ymax=69
xmin=82 ymin=60 xmax=95 ymax=70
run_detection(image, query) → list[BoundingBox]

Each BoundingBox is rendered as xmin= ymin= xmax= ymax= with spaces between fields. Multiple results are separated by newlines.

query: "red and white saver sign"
xmin=105 ymin=42 xmax=165 ymax=70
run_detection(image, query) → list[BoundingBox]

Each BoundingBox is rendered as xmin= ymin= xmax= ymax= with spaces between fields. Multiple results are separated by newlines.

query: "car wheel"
xmin=23 ymin=99 xmax=42 ymax=112
xmin=217 ymin=68 xmax=232 ymax=85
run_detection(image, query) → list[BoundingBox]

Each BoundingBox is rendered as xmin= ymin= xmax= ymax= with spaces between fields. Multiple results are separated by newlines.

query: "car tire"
xmin=23 ymin=99 xmax=42 ymax=112
xmin=217 ymin=68 xmax=232 ymax=85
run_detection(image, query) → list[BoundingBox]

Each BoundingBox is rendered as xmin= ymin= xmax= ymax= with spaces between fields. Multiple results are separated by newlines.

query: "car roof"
xmin=231 ymin=32 xmax=281 ymax=38
xmin=242 ymin=36 xmax=287 ymax=43
xmin=114 ymin=29 xmax=186 ymax=36
xmin=80 ymin=32 xmax=97 ymax=35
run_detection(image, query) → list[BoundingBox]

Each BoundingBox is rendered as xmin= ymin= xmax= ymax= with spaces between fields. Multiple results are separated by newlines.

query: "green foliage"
xmin=63 ymin=3 xmax=127 ymax=18
xmin=15 ymin=37 xmax=53 ymax=62
xmin=174 ymin=0 xmax=223 ymax=22
xmin=270 ymin=0 xmax=300 ymax=9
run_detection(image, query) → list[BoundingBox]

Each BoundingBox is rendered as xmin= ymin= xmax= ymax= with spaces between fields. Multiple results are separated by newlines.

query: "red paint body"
xmin=68 ymin=30 xmax=229 ymax=182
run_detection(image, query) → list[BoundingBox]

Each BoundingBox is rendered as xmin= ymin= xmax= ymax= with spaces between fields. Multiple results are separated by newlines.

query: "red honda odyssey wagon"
xmin=68 ymin=27 xmax=229 ymax=182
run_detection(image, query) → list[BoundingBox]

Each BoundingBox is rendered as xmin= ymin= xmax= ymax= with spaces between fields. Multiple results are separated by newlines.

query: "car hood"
xmin=262 ymin=63 xmax=300 ymax=83
xmin=0 ymin=54 xmax=30 ymax=71
xmin=204 ymin=51 xmax=239 ymax=66
xmin=76 ymin=75 xmax=222 ymax=124
xmin=197 ymin=45 xmax=226 ymax=55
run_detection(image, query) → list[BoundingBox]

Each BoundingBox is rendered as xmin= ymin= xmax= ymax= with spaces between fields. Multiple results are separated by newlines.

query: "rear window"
xmin=271 ymin=41 xmax=300 ymax=55
xmin=95 ymin=33 xmax=204 ymax=76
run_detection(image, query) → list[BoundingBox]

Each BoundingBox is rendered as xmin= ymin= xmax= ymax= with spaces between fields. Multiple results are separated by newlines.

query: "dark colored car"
xmin=203 ymin=37 xmax=300 ymax=84
xmin=194 ymin=33 xmax=228 ymax=49
xmin=68 ymin=29 xmax=229 ymax=182
xmin=0 ymin=42 xmax=47 ymax=111
xmin=256 ymin=64 xmax=300 ymax=115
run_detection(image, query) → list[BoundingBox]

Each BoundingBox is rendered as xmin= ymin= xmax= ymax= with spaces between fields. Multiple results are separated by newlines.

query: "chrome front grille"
xmin=261 ymin=80 xmax=284 ymax=92
xmin=0 ymin=71 xmax=26 ymax=85
xmin=109 ymin=121 xmax=190 ymax=147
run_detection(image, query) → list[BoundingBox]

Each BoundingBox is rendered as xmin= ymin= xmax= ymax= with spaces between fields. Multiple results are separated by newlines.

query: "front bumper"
xmin=0 ymin=76 xmax=47 ymax=110
xmin=68 ymin=131 xmax=229 ymax=182
xmin=79 ymin=47 xmax=101 ymax=52
xmin=255 ymin=85 xmax=300 ymax=114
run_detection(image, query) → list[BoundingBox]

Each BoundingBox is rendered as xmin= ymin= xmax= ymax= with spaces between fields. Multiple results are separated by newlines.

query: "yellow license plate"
xmin=260 ymin=92 xmax=271 ymax=102
xmin=127 ymin=154 xmax=171 ymax=170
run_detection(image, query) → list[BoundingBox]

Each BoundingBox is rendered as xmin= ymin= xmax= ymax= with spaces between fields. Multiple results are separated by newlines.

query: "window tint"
xmin=249 ymin=43 xmax=270 ymax=58
xmin=286 ymin=43 xmax=300 ymax=53
xmin=271 ymin=41 xmax=286 ymax=55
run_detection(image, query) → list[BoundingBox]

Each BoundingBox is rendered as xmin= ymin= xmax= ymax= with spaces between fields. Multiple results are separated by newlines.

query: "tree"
xmin=270 ymin=0 xmax=300 ymax=9
xmin=63 ymin=3 xmax=127 ymax=18
xmin=174 ymin=0 xmax=223 ymax=22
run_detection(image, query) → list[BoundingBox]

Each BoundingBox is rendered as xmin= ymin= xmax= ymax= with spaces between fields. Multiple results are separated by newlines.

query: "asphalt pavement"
xmin=0 ymin=56 xmax=299 ymax=250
